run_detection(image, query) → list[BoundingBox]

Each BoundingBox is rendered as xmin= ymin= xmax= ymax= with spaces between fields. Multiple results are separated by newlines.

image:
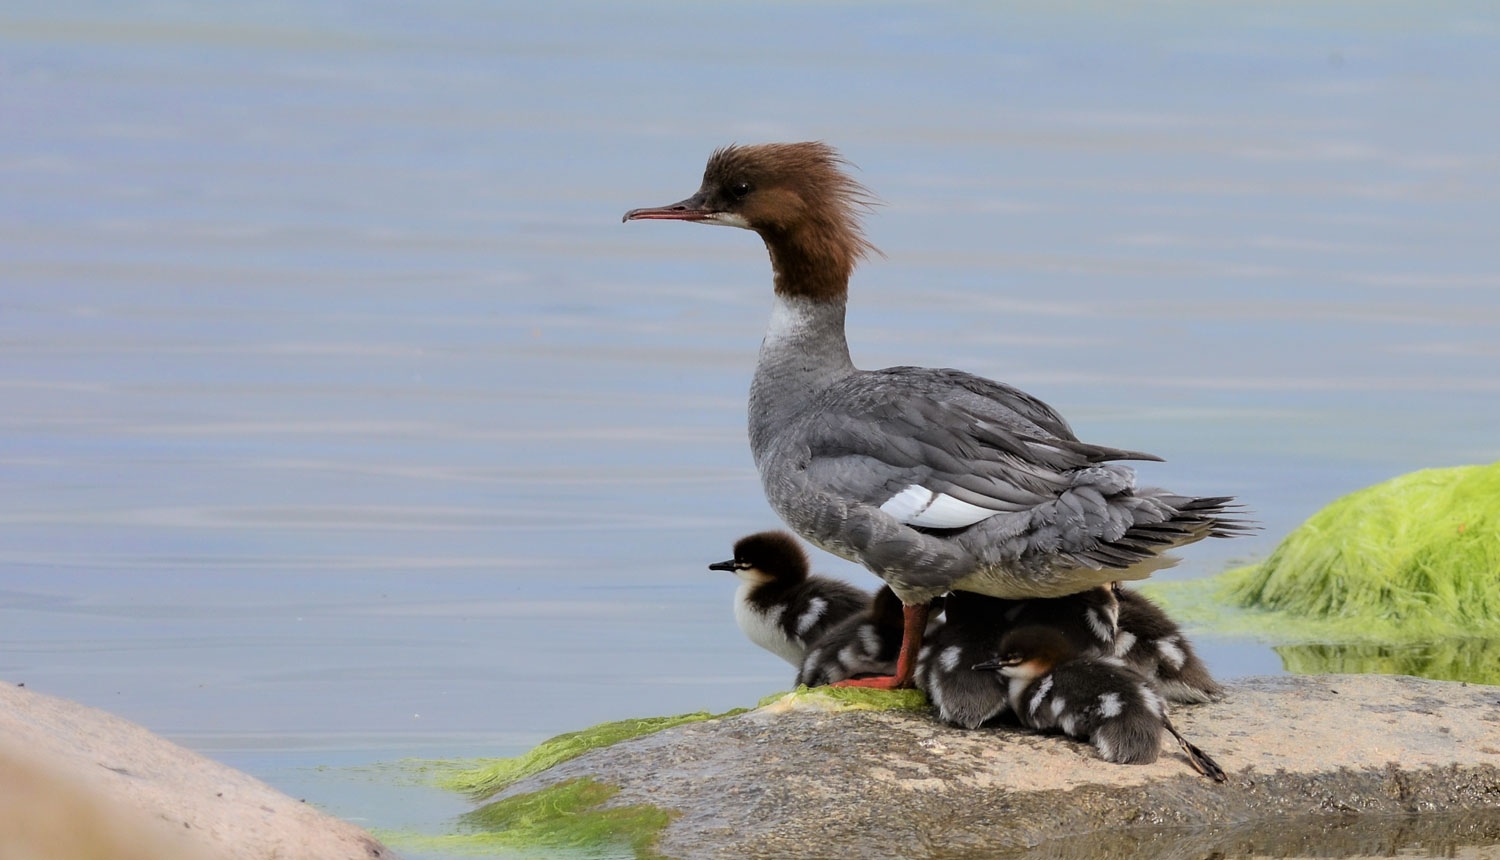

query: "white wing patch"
xmin=880 ymin=484 xmax=998 ymax=529
xmin=1156 ymin=636 xmax=1187 ymax=669
xmin=1028 ymin=675 xmax=1054 ymax=717
xmin=1098 ymin=691 xmax=1124 ymax=718
xmin=939 ymin=645 xmax=963 ymax=672
xmin=1086 ymin=607 xmax=1115 ymax=644
xmin=795 ymin=597 xmax=828 ymax=637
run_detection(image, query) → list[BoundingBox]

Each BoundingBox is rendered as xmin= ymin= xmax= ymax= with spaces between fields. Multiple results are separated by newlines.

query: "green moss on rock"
xmin=383 ymin=777 xmax=673 ymax=859
xmin=443 ymin=710 xmax=745 ymax=800
xmin=757 ymin=685 xmax=930 ymax=712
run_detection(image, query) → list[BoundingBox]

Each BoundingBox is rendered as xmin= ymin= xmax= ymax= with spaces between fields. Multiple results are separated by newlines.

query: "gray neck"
xmin=749 ymin=293 xmax=855 ymax=461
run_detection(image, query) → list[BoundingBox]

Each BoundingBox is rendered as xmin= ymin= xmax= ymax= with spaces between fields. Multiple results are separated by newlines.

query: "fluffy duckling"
xmin=915 ymin=587 xmax=1118 ymax=729
xmin=710 ymin=531 xmax=869 ymax=668
xmin=914 ymin=591 xmax=1011 ymax=729
xmin=796 ymin=586 xmax=904 ymax=687
xmin=975 ymin=626 xmax=1226 ymax=780
xmin=800 ymin=590 xmax=948 ymax=687
xmin=1113 ymin=586 xmax=1222 ymax=703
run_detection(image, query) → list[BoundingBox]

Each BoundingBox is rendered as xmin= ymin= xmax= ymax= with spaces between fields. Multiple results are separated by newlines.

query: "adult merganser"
xmin=628 ymin=142 xmax=1249 ymax=688
xmin=710 ymin=531 xmax=868 ymax=668
xmin=1114 ymin=587 xmax=1222 ymax=703
xmin=975 ymin=626 xmax=1227 ymax=780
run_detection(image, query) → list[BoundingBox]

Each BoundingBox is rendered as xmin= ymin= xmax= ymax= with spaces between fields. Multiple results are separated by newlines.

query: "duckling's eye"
xmin=729 ymin=181 xmax=751 ymax=199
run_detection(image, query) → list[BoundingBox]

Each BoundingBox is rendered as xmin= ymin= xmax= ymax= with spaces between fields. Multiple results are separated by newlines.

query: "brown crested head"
xmin=624 ymin=142 xmax=879 ymax=301
xmin=707 ymin=530 xmax=810 ymax=582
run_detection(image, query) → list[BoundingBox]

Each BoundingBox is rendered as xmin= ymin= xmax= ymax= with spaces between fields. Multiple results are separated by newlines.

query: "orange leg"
xmin=832 ymin=601 xmax=929 ymax=690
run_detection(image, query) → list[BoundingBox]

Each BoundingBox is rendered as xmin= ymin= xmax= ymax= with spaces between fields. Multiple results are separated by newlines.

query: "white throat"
xmin=733 ymin=581 xmax=803 ymax=667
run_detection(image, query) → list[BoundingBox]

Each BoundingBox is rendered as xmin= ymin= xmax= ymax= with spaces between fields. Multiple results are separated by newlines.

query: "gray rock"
xmin=495 ymin=674 xmax=1500 ymax=860
xmin=0 ymin=681 xmax=398 ymax=860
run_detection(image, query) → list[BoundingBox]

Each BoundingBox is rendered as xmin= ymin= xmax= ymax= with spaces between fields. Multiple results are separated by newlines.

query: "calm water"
xmin=3 ymin=1 xmax=1499 ymax=855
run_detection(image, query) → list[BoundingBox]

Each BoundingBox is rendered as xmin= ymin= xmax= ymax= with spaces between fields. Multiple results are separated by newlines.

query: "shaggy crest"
xmin=704 ymin=142 xmax=880 ymax=299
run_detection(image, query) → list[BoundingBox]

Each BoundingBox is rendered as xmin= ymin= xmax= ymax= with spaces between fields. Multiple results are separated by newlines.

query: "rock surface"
xmin=496 ymin=674 xmax=1500 ymax=860
xmin=0 ymin=681 xmax=398 ymax=860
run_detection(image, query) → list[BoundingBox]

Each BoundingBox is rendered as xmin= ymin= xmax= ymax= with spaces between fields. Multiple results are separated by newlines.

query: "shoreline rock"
xmin=481 ymin=674 xmax=1500 ymax=859
xmin=0 ymin=681 xmax=398 ymax=860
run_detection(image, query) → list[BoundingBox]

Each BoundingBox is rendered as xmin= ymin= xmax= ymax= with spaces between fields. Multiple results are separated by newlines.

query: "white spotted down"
xmin=795 ymin=597 xmax=828 ymax=637
xmin=938 ymin=645 xmax=963 ymax=672
xmin=1028 ymin=676 xmax=1054 ymax=718
xmin=1086 ymin=608 xmax=1114 ymax=644
xmin=1157 ymin=636 xmax=1187 ymax=670
xmin=1098 ymin=691 xmax=1124 ymax=718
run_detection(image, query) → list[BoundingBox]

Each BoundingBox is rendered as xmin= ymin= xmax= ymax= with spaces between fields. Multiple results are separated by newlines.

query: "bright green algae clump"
xmin=383 ymin=777 xmax=674 ymax=859
xmin=443 ymin=710 xmax=746 ymax=800
xmin=1145 ymin=462 xmax=1500 ymax=684
xmin=1227 ymin=462 xmax=1500 ymax=633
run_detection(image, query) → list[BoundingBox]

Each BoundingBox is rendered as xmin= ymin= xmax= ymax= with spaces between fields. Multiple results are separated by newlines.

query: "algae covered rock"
xmin=1147 ymin=462 xmax=1500 ymax=683
xmin=1228 ymin=461 xmax=1500 ymax=632
xmin=404 ymin=676 xmax=1500 ymax=860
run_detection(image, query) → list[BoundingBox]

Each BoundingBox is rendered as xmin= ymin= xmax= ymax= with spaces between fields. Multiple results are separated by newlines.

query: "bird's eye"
xmin=729 ymin=182 xmax=751 ymax=199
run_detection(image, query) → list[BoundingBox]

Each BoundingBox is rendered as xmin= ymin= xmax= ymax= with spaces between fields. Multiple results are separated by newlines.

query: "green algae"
xmin=1144 ymin=462 xmax=1500 ymax=685
xmin=442 ymin=710 xmax=746 ymax=800
xmin=757 ymin=684 xmax=930 ymax=712
xmin=1226 ymin=462 xmax=1500 ymax=634
xmin=379 ymin=777 xmax=672 ymax=859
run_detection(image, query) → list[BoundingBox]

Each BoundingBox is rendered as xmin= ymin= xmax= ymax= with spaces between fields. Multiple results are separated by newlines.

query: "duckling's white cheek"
xmin=1112 ymin=630 xmax=1137 ymax=658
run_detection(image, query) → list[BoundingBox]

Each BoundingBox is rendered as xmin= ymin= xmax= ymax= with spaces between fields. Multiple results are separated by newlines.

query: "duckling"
xmin=914 ymin=586 xmax=1119 ymax=729
xmin=913 ymin=591 xmax=1012 ymax=729
xmin=797 ymin=586 xmax=904 ymax=687
xmin=710 ymin=531 xmax=869 ymax=668
xmin=975 ymin=626 xmax=1226 ymax=781
xmin=980 ymin=584 xmax=1219 ymax=704
xmin=1113 ymin=586 xmax=1222 ymax=703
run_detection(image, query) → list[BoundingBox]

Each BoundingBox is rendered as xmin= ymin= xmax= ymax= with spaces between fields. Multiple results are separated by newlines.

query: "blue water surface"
xmin=3 ymin=1 xmax=1498 ymax=853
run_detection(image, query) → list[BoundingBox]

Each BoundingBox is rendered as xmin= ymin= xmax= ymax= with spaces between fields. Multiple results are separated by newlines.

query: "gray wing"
xmin=803 ymin=367 xmax=1161 ymax=528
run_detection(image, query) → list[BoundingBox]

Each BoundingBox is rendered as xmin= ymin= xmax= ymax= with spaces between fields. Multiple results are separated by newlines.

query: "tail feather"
xmin=1074 ymin=494 xmax=1256 ymax=572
